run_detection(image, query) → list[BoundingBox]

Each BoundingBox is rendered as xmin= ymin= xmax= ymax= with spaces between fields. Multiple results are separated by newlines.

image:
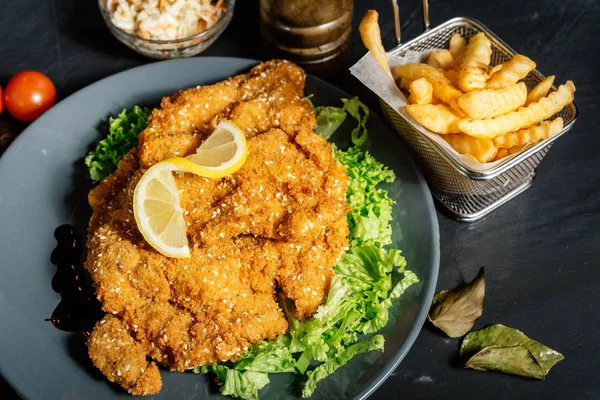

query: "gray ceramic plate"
xmin=0 ymin=58 xmax=439 ymax=400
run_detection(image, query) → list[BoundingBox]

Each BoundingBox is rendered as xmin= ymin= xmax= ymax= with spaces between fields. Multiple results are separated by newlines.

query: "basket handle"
xmin=391 ymin=0 xmax=430 ymax=46
xmin=391 ymin=0 xmax=401 ymax=45
xmin=422 ymin=0 xmax=431 ymax=31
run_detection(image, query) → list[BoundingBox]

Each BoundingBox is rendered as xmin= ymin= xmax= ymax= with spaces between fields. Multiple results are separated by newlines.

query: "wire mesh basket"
xmin=380 ymin=17 xmax=578 ymax=221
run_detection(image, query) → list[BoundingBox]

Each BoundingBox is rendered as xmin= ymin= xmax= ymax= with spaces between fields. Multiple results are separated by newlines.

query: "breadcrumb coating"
xmin=85 ymin=60 xmax=349 ymax=395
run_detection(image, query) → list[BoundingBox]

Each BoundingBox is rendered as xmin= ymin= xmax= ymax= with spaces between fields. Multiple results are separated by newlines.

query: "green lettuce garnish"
xmin=195 ymin=336 xmax=296 ymax=400
xmin=314 ymin=105 xmax=348 ymax=139
xmin=303 ymin=334 xmax=384 ymax=397
xmin=85 ymin=106 xmax=150 ymax=182
xmin=334 ymin=146 xmax=395 ymax=246
xmin=310 ymin=97 xmax=370 ymax=146
xmin=341 ymin=98 xmax=370 ymax=147
xmin=198 ymin=365 xmax=269 ymax=400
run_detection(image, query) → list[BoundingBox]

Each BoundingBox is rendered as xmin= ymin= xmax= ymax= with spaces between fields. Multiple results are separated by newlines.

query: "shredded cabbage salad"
xmin=85 ymin=96 xmax=418 ymax=399
xmin=107 ymin=0 xmax=225 ymax=41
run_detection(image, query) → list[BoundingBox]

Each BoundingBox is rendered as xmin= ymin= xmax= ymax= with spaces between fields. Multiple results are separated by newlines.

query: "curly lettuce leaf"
xmin=234 ymin=336 xmax=297 ymax=374
xmin=314 ymin=106 xmax=348 ymax=139
xmin=196 ymin=364 xmax=270 ymax=400
xmin=85 ymin=106 xmax=150 ymax=182
xmin=311 ymin=97 xmax=370 ymax=146
xmin=335 ymin=245 xmax=417 ymax=335
xmin=194 ymin=337 xmax=297 ymax=400
xmin=334 ymin=146 xmax=396 ymax=246
xmin=302 ymin=335 xmax=385 ymax=398
xmin=341 ymin=97 xmax=370 ymax=147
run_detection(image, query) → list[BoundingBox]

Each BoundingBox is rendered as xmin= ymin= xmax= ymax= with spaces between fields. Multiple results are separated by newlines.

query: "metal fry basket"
xmin=380 ymin=17 xmax=578 ymax=221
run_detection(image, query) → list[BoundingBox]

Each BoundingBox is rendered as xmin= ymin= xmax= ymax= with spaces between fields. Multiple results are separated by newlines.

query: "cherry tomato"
xmin=0 ymin=86 xmax=3 ymax=114
xmin=5 ymin=71 xmax=56 ymax=122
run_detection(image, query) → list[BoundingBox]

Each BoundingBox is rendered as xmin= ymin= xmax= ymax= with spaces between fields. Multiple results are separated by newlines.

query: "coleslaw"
xmin=106 ymin=0 xmax=225 ymax=41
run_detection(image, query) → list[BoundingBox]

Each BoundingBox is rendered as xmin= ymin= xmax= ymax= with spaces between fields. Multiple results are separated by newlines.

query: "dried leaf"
xmin=427 ymin=267 xmax=485 ymax=337
xmin=465 ymin=345 xmax=545 ymax=379
xmin=461 ymin=324 xmax=564 ymax=379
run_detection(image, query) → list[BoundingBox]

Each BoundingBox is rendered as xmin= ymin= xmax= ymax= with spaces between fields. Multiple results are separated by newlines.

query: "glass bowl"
xmin=98 ymin=0 xmax=235 ymax=60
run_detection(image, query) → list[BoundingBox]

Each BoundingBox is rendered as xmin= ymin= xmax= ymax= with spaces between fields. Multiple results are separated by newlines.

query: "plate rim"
xmin=0 ymin=57 xmax=440 ymax=400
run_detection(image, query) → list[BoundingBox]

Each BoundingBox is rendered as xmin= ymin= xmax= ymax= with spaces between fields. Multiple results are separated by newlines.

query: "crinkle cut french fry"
xmin=449 ymin=98 xmax=468 ymax=118
xmin=493 ymin=118 xmax=564 ymax=148
xmin=487 ymin=63 xmax=503 ymax=78
xmin=427 ymin=75 xmax=464 ymax=105
xmin=508 ymin=144 xmax=526 ymax=154
xmin=427 ymin=50 xmax=440 ymax=68
xmin=394 ymin=63 xmax=463 ymax=104
xmin=457 ymin=82 xmax=527 ymax=119
xmin=406 ymin=104 xmax=461 ymax=134
xmin=443 ymin=133 xmax=498 ymax=163
xmin=394 ymin=64 xmax=436 ymax=88
xmin=458 ymin=33 xmax=492 ymax=92
xmin=435 ymin=49 xmax=457 ymax=70
xmin=493 ymin=144 xmax=528 ymax=161
xmin=493 ymin=148 xmax=510 ymax=161
xmin=487 ymin=54 xmax=536 ymax=89
xmin=449 ymin=33 xmax=466 ymax=63
xmin=444 ymin=69 xmax=459 ymax=86
xmin=457 ymin=81 xmax=575 ymax=139
xmin=359 ymin=10 xmax=393 ymax=80
xmin=408 ymin=78 xmax=434 ymax=104
xmin=526 ymin=75 xmax=555 ymax=105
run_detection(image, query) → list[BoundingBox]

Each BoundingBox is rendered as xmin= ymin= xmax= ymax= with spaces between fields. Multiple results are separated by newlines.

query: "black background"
xmin=1 ymin=0 xmax=599 ymax=399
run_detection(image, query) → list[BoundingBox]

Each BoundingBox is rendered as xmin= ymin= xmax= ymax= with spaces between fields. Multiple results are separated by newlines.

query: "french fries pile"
xmin=359 ymin=11 xmax=576 ymax=164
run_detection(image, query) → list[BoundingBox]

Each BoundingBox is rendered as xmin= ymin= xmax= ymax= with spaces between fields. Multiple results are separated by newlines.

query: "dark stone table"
xmin=1 ymin=0 xmax=598 ymax=399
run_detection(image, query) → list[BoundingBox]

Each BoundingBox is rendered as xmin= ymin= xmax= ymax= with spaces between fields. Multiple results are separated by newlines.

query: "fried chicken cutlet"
xmin=85 ymin=60 xmax=349 ymax=395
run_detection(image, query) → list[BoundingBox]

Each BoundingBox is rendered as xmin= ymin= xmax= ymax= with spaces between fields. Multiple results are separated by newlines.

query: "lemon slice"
xmin=181 ymin=120 xmax=248 ymax=178
xmin=133 ymin=161 xmax=190 ymax=258
xmin=133 ymin=120 xmax=247 ymax=258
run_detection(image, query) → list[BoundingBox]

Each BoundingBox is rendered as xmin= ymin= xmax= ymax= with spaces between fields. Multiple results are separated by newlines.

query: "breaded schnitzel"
xmin=85 ymin=60 xmax=349 ymax=395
